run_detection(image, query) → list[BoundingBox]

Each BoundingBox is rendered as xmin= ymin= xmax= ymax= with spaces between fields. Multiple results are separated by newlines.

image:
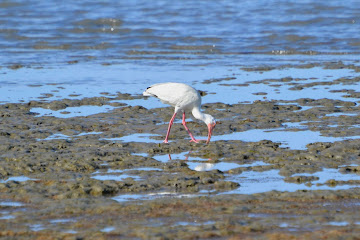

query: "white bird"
xmin=143 ymin=82 xmax=216 ymax=144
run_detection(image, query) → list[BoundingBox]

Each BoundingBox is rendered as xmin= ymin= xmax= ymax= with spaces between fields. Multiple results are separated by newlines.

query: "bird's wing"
xmin=143 ymin=82 xmax=200 ymax=110
xmin=143 ymin=83 xmax=181 ymax=104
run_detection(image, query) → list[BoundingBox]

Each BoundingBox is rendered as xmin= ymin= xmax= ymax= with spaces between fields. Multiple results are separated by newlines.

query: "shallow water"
xmin=106 ymin=149 xmax=360 ymax=201
xmin=100 ymin=122 xmax=360 ymax=150
xmin=39 ymin=132 xmax=102 ymax=141
xmin=109 ymin=166 xmax=360 ymax=202
xmin=0 ymin=176 xmax=36 ymax=183
xmin=102 ymin=133 xmax=163 ymax=143
xmin=31 ymin=105 xmax=115 ymax=118
xmin=187 ymin=162 xmax=241 ymax=172
xmin=147 ymin=152 xmax=213 ymax=163
xmin=112 ymin=191 xmax=209 ymax=203
xmin=3 ymin=64 xmax=360 ymax=105
xmin=0 ymin=202 xmax=24 ymax=207
xmin=186 ymin=160 xmax=270 ymax=173
xmin=28 ymin=224 xmax=46 ymax=232
xmin=1 ymin=0 xmax=360 ymax=67
xmin=100 ymin=226 xmax=116 ymax=233
xmin=91 ymin=167 xmax=162 ymax=182
xmin=0 ymin=214 xmax=15 ymax=220
xmin=91 ymin=174 xmax=142 ymax=182
xmin=226 ymin=168 xmax=360 ymax=195
xmin=212 ymin=127 xmax=360 ymax=150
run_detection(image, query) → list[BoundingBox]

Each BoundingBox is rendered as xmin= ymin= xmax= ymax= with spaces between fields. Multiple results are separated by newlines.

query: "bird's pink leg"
xmin=182 ymin=112 xmax=199 ymax=143
xmin=163 ymin=112 xmax=177 ymax=143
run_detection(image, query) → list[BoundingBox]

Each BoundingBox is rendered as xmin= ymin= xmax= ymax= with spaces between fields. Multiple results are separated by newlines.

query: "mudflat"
xmin=1 ymin=63 xmax=360 ymax=239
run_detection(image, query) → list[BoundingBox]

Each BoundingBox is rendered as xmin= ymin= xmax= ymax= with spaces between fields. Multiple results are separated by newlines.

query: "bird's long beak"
xmin=206 ymin=123 xmax=216 ymax=144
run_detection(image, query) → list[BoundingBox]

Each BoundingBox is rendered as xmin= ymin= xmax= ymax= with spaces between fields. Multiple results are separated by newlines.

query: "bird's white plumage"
xmin=143 ymin=82 xmax=216 ymax=144
xmin=143 ymin=82 xmax=201 ymax=113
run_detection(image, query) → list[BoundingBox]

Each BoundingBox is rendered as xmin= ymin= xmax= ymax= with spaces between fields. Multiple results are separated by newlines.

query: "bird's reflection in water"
xmin=167 ymin=151 xmax=191 ymax=161
xmin=167 ymin=152 xmax=214 ymax=172
xmin=193 ymin=163 xmax=215 ymax=171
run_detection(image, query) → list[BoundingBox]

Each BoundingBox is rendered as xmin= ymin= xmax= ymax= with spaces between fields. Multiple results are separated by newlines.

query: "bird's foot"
xmin=163 ymin=139 xmax=169 ymax=144
xmin=189 ymin=139 xmax=200 ymax=143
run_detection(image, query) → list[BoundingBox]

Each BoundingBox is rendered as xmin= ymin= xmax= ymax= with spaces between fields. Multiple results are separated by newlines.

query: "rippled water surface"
xmin=1 ymin=0 xmax=360 ymax=67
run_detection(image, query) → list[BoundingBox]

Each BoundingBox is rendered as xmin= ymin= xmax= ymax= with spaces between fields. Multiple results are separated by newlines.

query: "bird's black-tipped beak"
xmin=206 ymin=123 xmax=216 ymax=144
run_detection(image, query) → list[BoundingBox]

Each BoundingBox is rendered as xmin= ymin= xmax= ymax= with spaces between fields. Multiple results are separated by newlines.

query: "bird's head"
xmin=204 ymin=114 xmax=216 ymax=144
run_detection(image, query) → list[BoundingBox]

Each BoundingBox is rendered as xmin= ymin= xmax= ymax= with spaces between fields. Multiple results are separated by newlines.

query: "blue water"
xmin=2 ymin=0 xmax=360 ymax=105
xmin=1 ymin=0 xmax=360 ymax=67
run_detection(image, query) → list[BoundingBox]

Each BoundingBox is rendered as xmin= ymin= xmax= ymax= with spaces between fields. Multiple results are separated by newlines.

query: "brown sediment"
xmin=1 ymin=65 xmax=360 ymax=238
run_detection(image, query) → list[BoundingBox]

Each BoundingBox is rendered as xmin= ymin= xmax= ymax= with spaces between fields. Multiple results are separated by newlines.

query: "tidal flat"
xmin=1 ymin=63 xmax=360 ymax=239
xmin=2 ymin=0 xmax=360 ymax=238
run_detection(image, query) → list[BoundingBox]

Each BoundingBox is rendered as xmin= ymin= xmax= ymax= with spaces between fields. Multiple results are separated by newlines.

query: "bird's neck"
xmin=192 ymin=107 xmax=207 ymax=123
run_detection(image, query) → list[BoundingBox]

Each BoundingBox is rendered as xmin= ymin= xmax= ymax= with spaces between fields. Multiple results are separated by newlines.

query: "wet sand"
xmin=1 ymin=63 xmax=360 ymax=239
